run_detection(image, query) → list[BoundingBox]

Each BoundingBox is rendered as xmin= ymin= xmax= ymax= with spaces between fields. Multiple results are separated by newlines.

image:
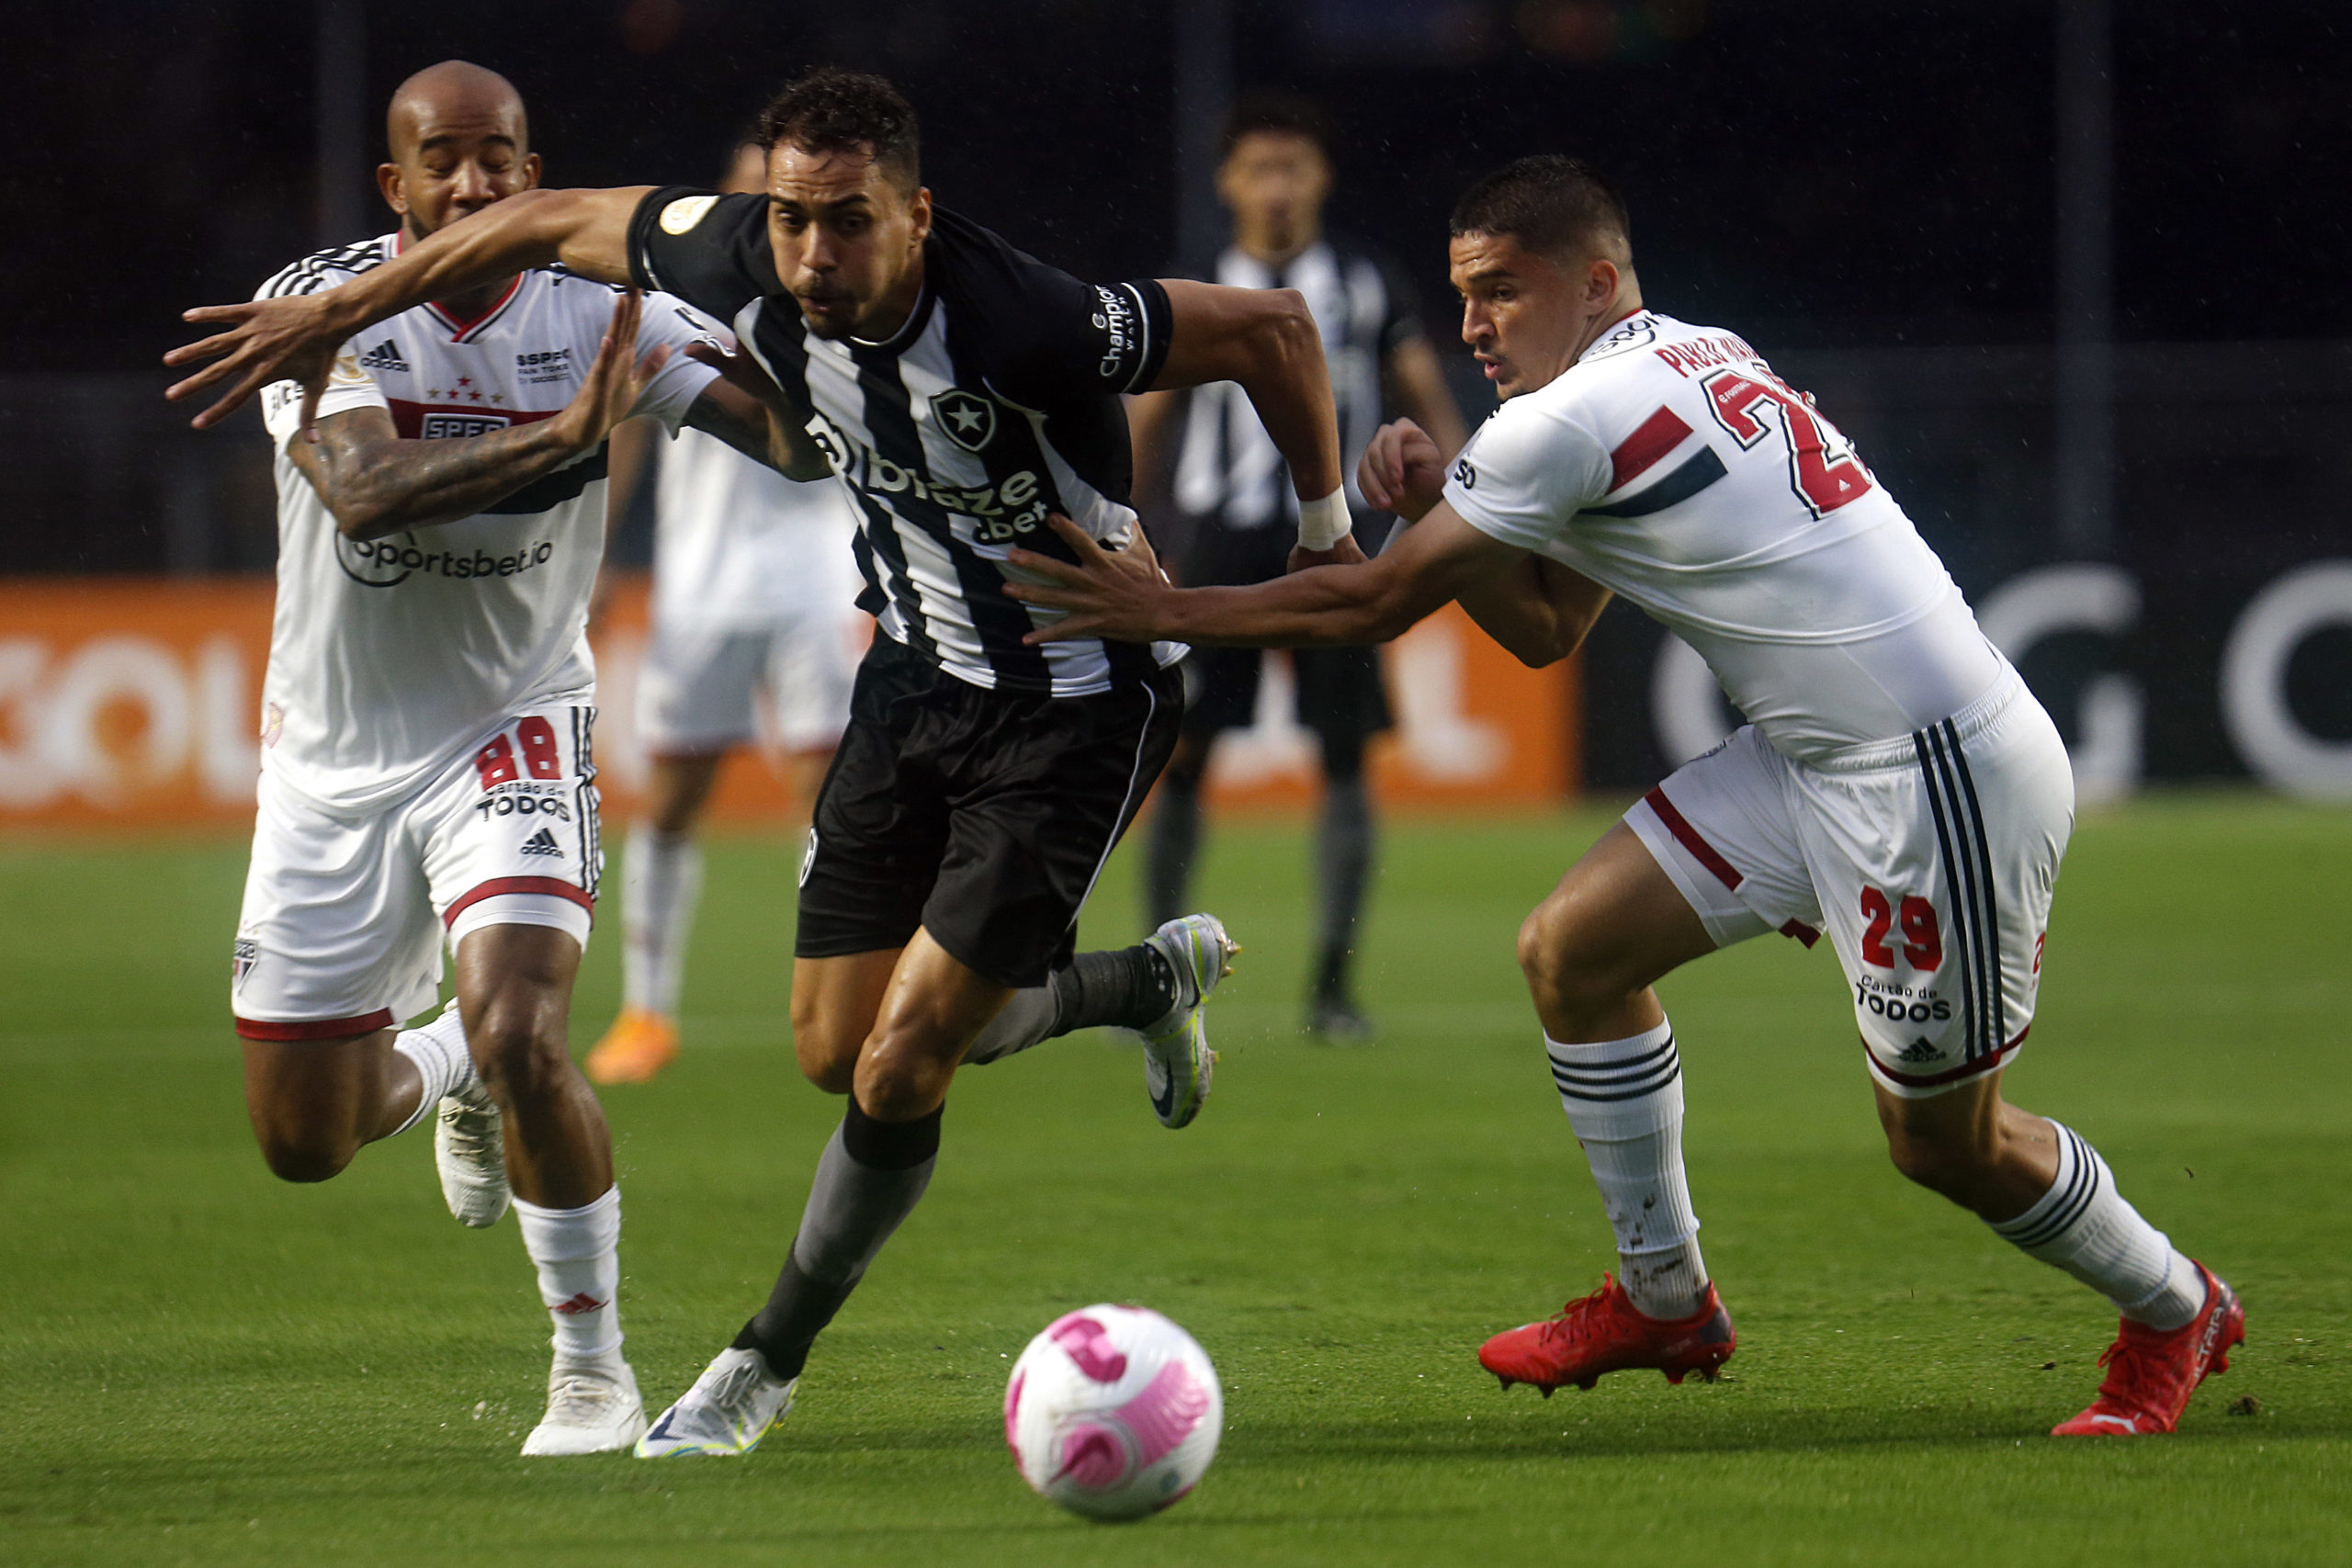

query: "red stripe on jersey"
xmin=1643 ymin=785 xmax=1743 ymax=891
xmin=236 ymin=1009 xmax=396 ymax=1042
xmin=385 ymin=400 xmax=558 ymax=439
xmin=1779 ymin=919 xmax=1821 ymax=948
xmin=1611 ymin=407 xmax=1695 ymax=491
xmin=424 ymin=275 xmax=525 ymax=340
xmin=443 ymin=876 xmax=594 ymax=931
xmin=1869 ymin=1024 xmax=2030 ymax=1088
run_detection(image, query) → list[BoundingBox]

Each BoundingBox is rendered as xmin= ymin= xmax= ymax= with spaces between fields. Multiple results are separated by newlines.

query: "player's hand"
xmin=1357 ymin=418 xmax=1446 ymax=522
xmin=164 ymin=293 xmax=345 ymax=434
xmin=554 ymin=289 xmax=672 ymax=453
xmin=1002 ymin=514 xmax=1173 ymax=644
xmin=1287 ymin=533 xmax=1367 ymax=575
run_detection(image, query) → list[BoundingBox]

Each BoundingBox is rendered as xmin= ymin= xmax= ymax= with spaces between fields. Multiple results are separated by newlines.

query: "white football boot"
xmin=636 ymin=1347 xmax=797 ymax=1458
xmin=521 ymin=1357 xmax=648 ymax=1456
xmin=1138 ymin=912 xmax=1238 ymax=1130
xmin=434 ymin=1080 xmax=510 ymax=1228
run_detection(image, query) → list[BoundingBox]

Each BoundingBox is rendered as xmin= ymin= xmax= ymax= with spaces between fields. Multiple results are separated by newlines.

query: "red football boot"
xmin=1478 ymin=1273 xmax=1737 ymax=1394
xmin=2052 ymin=1262 xmax=2245 ymax=1436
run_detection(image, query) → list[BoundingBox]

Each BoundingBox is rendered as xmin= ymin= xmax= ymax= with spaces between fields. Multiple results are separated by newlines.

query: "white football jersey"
xmin=1442 ymin=309 xmax=2001 ymax=762
xmin=254 ymin=233 xmax=719 ymax=812
xmin=650 ymin=422 xmax=862 ymax=632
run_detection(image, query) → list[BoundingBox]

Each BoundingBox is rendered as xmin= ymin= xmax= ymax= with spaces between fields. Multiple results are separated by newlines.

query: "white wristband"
xmin=1296 ymin=489 xmax=1352 ymax=552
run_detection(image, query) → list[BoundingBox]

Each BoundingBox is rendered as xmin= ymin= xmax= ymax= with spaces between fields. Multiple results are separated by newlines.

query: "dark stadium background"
xmin=6 ymin=0 xmax=2346 ymax=785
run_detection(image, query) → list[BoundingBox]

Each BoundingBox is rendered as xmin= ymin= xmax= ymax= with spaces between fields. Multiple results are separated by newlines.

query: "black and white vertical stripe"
xmin=570 ymin=705 xmax=602 ymax=901
xmin=1995 ymin=1124 xmax=2103 ymax=1251
xmin=1914 ymin=717 xmax=2007 ymax=1062
xmin=257 ymin=236 xmax=388 ymax=301
xmin=1172 ymin=242 xmax=1395 ymax=525
xmin=737 ymin=296 xmax=1140 ymax=697
xmin=1548 ymin=1031 xmax=1683 ymax=1108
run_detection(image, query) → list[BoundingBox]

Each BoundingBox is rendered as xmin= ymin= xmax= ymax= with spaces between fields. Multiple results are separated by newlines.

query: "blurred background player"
xmin=1128 ymin=91 xmax=1467 ymax=1039
xmin=217 ymin=62 xmax=806 ymax=1455
xmin=585 ymin=140 xmax=867 ymax=1088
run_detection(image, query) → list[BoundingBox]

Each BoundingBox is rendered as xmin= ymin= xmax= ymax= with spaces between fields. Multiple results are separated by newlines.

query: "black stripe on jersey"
xmin=847 ymin=483 xmax=943 ymax=667
xmin=1915 ymin=729 xmax=1985 ymax=1061
xmin=1941 ymin=718 xmax=2007 ymax=1049
xmin=260 ymin=239 xmax=386 ymax=300
xmin=847 ymin=340 xmax=1053 ymax=689
xmin=967 ymin=393 xmax=1156 ymax=687
xmin=1582 ymin=446 xmax=1729 ymax=519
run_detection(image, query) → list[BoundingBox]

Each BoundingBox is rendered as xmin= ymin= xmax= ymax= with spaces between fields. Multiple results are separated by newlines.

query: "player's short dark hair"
xmin=1450 ymin=155 xmax=1632 ymax=263
xmin=754 ymin=67 xmax=920 ymax=191
xmin=1220 ymin=89 xmax=1335 ymax=162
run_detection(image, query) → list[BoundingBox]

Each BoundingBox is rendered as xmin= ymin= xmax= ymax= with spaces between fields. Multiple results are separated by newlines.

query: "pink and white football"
xmin=1003 ymin=1303 xmax=1223 ymax=1520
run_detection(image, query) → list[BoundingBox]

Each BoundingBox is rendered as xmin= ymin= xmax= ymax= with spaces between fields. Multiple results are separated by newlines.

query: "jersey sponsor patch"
xmin=660 ymin=194 xmax=721 ymax=234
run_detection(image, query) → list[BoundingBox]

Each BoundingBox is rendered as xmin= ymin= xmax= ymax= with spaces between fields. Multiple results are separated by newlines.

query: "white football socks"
xmin=1547 ymin=1020 xmax=1709 ymax=1321
xmin=620 ymin=828 xmax=702 ymax=1018
xmin=514 ymin=1186 xmax=625 ymax=1364
xmin=387 ymin=1000 xmax=477 ymax=1137
xmin=1989 ymin=1122 xmax=2206 ymax=1330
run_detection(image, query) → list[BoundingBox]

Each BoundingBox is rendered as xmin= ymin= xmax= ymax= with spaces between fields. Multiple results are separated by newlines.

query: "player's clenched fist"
xmin=1356 ymin=418 xmax=1447 ymax=522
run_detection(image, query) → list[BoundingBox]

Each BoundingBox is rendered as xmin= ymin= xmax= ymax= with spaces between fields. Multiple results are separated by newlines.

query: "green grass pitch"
xmin=3 ymin=795 xmax=2346 ymax=1565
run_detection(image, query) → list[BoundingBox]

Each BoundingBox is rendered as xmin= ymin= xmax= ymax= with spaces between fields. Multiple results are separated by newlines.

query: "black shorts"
xmin=795 ymin=635 xmax=1183 ymax=988
xmin=1175 ymin=513 xmax=1393 ymax=743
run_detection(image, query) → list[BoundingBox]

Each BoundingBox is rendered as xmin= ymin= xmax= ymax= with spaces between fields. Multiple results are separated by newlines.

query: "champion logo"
xmin=549 ymin=1292 xmax=608 ymax=1315
xmin=520 ymin=827 xmax=564 ymax=856
xmin=357 ymin=337 xmax=410 ymax=372
xmin=1897 ymin=1035 xmax=1942 ymax=1064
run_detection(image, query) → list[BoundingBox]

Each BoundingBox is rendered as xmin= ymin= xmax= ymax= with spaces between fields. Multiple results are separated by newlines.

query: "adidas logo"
xmin=520 ymin=827 xmax=563 ymax=857
xmin=1897 ymin=1035 xmax=1942 ymax=1064
xmin=357 ymin=337 xmax=410 ymax=372
xmin=549 ymin=1292 xmax=608 ymax=1315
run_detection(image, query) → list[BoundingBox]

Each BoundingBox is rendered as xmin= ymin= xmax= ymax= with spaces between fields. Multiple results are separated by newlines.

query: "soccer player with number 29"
xmin=1012 ymin=155 xmax=2243 ymax=1440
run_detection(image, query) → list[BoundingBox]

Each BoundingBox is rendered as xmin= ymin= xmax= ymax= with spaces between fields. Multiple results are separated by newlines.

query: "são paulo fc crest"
xmin=931 ymin=389 xmax=997 ymax=453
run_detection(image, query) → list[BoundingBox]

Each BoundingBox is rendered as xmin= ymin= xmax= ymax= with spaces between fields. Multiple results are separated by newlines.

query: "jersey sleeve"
xmin=626 ymin=186 xmax=776 ymax=326
xmin=625 ymin=292 xmax=727 ymax=433
xmin=986 ymin=268 xmax=1173 ymax=409
xmin=1440 ymin=395 xmax=1611 ymax=553
xmin=260 ymin=343 xmax=389 ymax=449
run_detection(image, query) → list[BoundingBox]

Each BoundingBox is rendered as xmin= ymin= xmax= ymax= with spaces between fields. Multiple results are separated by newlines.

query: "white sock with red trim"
xmin=1547 ymin=1020 xmax=1709 ymax=1321
xmin=387 ymin=1000 xmax=476 ymax=1137
xmin=620 ymin=828 xmax=701 ymax=1018
xmin=514 ymin=1186 xmax=625 ymax=1364
xmin=1989 ymin=1122 xmax=2205 ymax=1330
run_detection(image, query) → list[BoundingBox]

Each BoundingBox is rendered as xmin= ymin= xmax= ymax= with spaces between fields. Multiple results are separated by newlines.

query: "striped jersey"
xmin=628 ymin=188 xmax=1182 ymax=698
xmin=1170 ymin=238 xmax=1421 ymax=530
xmin=253 ymin=233 xmax=717 ymax=812
xmin=1442 ymin=309 xmax=2001 ymax=764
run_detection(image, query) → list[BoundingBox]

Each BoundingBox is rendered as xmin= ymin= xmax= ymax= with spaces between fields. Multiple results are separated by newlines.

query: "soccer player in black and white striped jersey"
xmin=172 ymin=68 xmax=1352 ymax=1459
xmin=1130 ymin=92 xmax=1470 ymax=1039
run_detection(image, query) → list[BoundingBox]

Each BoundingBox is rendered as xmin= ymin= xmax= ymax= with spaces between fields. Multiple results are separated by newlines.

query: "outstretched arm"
xmin=1004 ymin=502 xmax=1528 ymax=649
xmin=165 ymin=186 xmax=654 ymax=433
xmin=1148 ymin=279 xmax=1343 ymax=530
xmin=288 ymin=288 xmax=671 ymax=539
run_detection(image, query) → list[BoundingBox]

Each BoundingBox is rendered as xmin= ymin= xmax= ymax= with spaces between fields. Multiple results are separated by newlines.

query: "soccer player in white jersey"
xmin=212 ymin=62 xmax=815 ymax=1455
xmin=1009 ymin=155 xmax=2243 ymax=1438
xmin=585 ymin=140 xmax=867 ymax=1088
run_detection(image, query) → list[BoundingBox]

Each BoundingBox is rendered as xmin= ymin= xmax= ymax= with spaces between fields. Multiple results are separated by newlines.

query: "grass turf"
xmin=1 ymin=794 xmax=2346 ymax=1565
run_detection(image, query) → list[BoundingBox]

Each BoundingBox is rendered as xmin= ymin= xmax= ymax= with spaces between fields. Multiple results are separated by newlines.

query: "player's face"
xmin=379 ymin=99 xmax=539 ymax=240
xmin=1216 ymin=131 xmax=1331 ymax=248
xmin=765 ymin=143 xmax=933 ymax=341
xmin=1449 ymin=232 xmax=1600 ymax=400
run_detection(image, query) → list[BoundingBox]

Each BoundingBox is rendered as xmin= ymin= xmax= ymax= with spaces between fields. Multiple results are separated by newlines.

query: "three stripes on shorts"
xmin=1913 ymin=717 xmax=2006 ymax=1063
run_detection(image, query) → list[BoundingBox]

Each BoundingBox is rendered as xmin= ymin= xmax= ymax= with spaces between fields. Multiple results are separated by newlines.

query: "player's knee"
xmin=469 ymin=1003 xmax=574 ymax=1106
xmin=851 ymin=1031 xmax=954 ymax=1123
xmin=789 ymin=996 xmax=860 ymax=1093
xmin=1517 ymin=901 xmax=1615 ymax=1029
xmin=253 ymin=1123 xmax=358 ymax=1184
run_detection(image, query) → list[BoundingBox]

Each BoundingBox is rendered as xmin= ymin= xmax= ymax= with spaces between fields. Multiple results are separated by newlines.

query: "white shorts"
xmin=636 ymin=607 xmax=862 ymax=757
xmin=232 ymin=703 xmax=602 ymax=1041
xmin=1625 ymin=664 xmax=2075 ymax=1098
